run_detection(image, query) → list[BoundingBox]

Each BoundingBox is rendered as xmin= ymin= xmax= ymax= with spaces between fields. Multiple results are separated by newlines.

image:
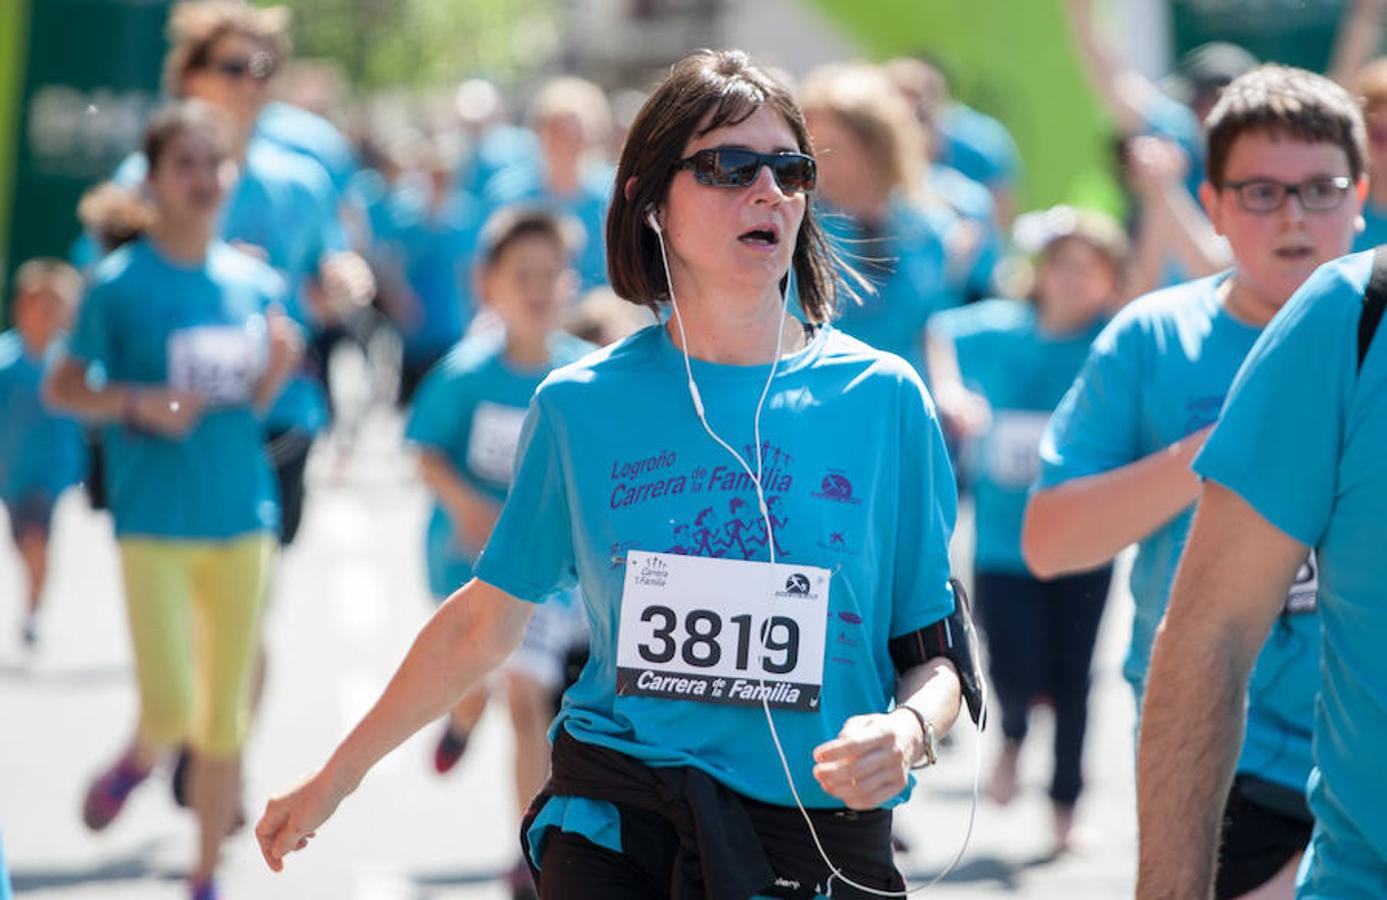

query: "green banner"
xmin=805 ymin=0 xmax=1119 ymax=216
xmin=0 ymin=0 xmax=31 ymax=315
xmin=3 ymin=0 xmax=173 ymax=313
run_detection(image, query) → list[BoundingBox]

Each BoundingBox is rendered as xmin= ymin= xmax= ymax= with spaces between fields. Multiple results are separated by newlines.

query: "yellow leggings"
xmin=118 ymin=534 xmax=273 ymax=757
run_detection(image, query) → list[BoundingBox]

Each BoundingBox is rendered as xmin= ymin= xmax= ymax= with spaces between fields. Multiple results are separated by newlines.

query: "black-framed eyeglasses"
xmin=205 ymin=51 xmax=276 ymax=83
xmin=1221 ymin=176 xmax=1353 ymax=213
xmin=674 ymin=147 xmax=817 ymax=193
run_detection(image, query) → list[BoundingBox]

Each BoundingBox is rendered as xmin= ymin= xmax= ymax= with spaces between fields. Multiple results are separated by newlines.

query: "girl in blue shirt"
xmin=0 ymin=260 xmax=85 ymax=648
xmin=46 ymin=101 xmax=301 ymax=900
xmin=927 ymin=209 xmax=1128 ymax=850
xmin=259 ymin=50 xmax=966 ymax=900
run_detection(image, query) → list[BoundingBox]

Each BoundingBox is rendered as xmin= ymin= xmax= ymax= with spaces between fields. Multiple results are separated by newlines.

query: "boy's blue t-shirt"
xmin=404 ymin=330 xmax=594 ymax=598
xmin=475 ymin=324 xmax=958 ymax=812
xmin=1038 ymin=273 xmax=1317 ymax=791
xmin=1195 ymin=252 xmax=1387 ymax=882
xmin=68 ymin=239 xmax=284 ymax=540
xmin=930 ymin=300 xmax=1104 ymax=574
xmin=0 ymin=331 xmax=86 ymax=504
xmin=820 ymin=198 xmax=958 ymax=375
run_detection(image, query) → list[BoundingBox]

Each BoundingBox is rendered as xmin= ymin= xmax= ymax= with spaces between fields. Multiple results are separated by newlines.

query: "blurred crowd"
xmin=8 ymin=0 xmax=1387 ymax=898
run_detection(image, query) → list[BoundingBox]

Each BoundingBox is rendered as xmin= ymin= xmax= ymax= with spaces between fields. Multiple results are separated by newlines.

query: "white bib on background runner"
xmin=616 ymin=550 xmax=829 ymax=712
xmin=468 ymin=401 xmax=528 ymax=485
xmin=1286 ymin=551 xmax=1319 ymax=615
xmin=987 ymin=410 xmax=1049 ymax=489
xmin=167 ymin=324 xmax=265 ymax=406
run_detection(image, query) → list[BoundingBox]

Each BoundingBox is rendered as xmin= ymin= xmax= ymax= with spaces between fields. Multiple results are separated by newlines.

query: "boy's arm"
xmin=418 ymin=449 xmax=501 ymax=554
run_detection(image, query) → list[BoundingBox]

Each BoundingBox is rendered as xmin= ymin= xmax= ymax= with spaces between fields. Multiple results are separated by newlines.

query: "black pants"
xmin=266 ymin=427 xmax=314 ymax=546
xmin=974 ymin=566 xmax=1112 ymax=805
xmin=533 ymin=801 xmax=899 ymax=900
xmin=1215 ymin=775 xmax=1312 ymax=899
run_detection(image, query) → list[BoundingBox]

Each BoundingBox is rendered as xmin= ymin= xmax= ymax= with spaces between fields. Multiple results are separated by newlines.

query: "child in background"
xmin=927 ymin=207 xmax=1128 ymax=850
xmin=404 ymin=208 xmax=593 ymax=900
xmin=0 ymin=260 xmax=87 ymax=647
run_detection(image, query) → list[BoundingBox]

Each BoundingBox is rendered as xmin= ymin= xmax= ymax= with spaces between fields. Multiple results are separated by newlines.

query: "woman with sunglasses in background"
xmin=257 ymin=50 xmax=968 ymax=899
xmin=46 ymin=100 xmax=301 ymax=900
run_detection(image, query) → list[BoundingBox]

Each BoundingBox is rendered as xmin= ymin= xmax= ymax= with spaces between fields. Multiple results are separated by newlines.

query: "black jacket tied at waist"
xmin=522 ymin=727 xmax=903 ymax=900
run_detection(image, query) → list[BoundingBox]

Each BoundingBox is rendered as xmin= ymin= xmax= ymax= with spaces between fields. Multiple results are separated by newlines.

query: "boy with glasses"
xmin=1023 ymin=66 xmax=1367 ymax=898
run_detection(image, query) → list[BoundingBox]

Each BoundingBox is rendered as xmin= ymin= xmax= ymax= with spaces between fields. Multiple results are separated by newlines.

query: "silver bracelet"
xmin=895 ymin=705 xmax=938 ymax=770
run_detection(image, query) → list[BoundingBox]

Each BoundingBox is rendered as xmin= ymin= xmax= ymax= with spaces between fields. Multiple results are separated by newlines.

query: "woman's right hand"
xmin=127 ymin=388 xmax=206 ymax=438
xmin=255 ymin=768 xmax=350 ymax=872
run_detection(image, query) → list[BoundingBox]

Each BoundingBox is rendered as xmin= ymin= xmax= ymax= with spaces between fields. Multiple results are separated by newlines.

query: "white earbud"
xmin=645 ymin=206 xmax=661 ymax=235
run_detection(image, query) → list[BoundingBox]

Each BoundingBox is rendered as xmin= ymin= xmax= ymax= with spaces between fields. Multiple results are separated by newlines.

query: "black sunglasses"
xmin=205 ymin=51 xmax=275 ymax=83
xmin=674 ymin=147 xmax=817 ymax=193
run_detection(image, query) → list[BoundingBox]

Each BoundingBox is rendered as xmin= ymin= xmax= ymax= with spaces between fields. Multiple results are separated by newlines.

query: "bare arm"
xmin=45 ymin=357 xmax=205 ymax=437
xmin=417 ymin=450 xmax=502 ymax=554
xmin=1022 ymin=426 xmax=1210 ymax=578
xmin=1064 ymin=0 xmax=1161 ymax=134
xmin=1136 ymin=482 xmax=1306 ymax=898
xmin=1328 ymin=0 xmax=1387 ymax=87
xmin=924 ymin=331 xmax=990 ymax=442
xmin=253 ymin=307 xmax=304 ymax=413
xmin=1127 ymin=137 xmax=1228 ymax=278
xmin=256 ymin=579 xmax=534 ymax=870
xmin=812 ymin=658 xmax=963 ymax=810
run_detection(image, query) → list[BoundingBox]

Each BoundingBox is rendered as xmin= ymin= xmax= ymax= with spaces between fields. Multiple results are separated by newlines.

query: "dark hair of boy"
xmin=1204 ymin=65 xmax=1367 ymax=189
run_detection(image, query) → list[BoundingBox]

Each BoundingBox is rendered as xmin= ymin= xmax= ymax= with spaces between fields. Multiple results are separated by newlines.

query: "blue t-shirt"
xmin=1354 ymin=202 xmax=1387 ymax=254
xmin=485 ymin=163 xmax=615 ymax=290
xmin=930 ymin=300 xmax=1104 ymax=574
xmin=383 ymin=193 xmax=486 ymax=363
xmin=820 ymin=198 xmax=958 ymax=375
xmin=404 ymin=330 xmax=594 ymax=598
xmin=1195 ymin=251 xmax=1387 ymax=884
xmin=476 ymin=324 xmax=957 ymax=813
xmin=930 ymin=164 xmax=1000 ymax=299
xmin=255 ymin=101 xmax=357 ymax=198
xmin=0 ymin=331 xmax=86 ymax=504
xmin=937 ymin=103 xmax=1020 ymax=190
xmin=68 ymin=239 xmax=284 ymax=540
xmin=1038 ymin=273 xmax=1317 ymax=791
xmin=91 ymin=141 xmax=342 ymax=434
xmin=459 ymin=124 xmax=543 ymax=201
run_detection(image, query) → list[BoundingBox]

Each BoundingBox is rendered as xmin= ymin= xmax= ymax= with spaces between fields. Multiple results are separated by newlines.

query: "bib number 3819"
xmin=615 ymin=550 xmax=828 ymax=712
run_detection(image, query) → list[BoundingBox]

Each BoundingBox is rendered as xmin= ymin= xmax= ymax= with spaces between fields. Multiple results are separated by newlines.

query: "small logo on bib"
xmin=775 ymin=572 xmax=821 ymax=600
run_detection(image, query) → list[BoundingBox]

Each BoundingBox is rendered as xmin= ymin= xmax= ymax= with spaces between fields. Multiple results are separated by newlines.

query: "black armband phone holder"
xmin=888 ymin=577 xmax=987 ymax=727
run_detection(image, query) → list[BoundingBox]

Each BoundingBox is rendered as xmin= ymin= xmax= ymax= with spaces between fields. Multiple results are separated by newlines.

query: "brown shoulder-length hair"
xmin=163 ymin=0 xmax=291 ymax=98
xmin=607 ymin=49 xmax=850 ymax=324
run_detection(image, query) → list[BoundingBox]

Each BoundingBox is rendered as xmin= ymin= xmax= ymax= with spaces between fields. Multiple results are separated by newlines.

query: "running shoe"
xmin=433 ymin=725 xmax=469 ymax=775
xmin=82 ymin=753 xmax=151 ymax=831
xmin=20 ymin=614 xmax=38 ymax=648
xmin=189 ymin=875 xmax=218 ymax=900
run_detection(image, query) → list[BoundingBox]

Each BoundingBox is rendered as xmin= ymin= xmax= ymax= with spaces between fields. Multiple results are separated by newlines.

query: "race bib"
xmin=1285 ymin=552 xmax=1318 ymax=615
xmin=986 ymin=411 xmax=1049 ymax=489
xmin=615 ymin=550 xmax=829 ymax=712
xmin=167 ymin=324 xmax=265 ymax=406
xmin=467 ymin=401 xmax=527 ymax=485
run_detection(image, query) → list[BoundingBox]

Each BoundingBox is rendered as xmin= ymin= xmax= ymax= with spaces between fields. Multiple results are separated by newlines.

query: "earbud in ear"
xmin=644 ymin=206 xmax=661 ymax=235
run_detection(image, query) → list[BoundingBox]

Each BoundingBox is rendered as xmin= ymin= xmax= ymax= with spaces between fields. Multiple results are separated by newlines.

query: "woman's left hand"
xmin=811 ymin=710 xmax=925 ymax=810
